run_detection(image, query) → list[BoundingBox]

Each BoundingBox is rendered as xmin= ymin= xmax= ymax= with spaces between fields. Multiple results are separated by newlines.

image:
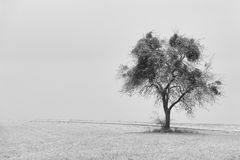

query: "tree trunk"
xmin=164 ymin=110 xmax=171 ymax=130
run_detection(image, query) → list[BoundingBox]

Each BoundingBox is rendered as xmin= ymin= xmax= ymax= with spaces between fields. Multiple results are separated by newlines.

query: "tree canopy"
xmin=119 ymin=32 xmax=222 ymax=129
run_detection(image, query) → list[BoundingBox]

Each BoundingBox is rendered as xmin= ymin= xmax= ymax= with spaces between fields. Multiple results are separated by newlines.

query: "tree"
xmin=118 ymin=32 xmax=222 ymax=130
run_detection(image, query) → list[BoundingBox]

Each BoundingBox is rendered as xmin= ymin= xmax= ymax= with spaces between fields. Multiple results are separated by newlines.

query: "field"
xmin=1 ymin=121 xmax=240 ymax=160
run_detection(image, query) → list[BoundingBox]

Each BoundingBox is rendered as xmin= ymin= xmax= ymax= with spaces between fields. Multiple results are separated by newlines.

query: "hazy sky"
xmin=0 ymin=0 xmax=240 ymax=124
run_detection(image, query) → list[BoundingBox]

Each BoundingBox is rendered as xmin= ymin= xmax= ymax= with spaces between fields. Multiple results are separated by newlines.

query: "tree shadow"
xmin=126 ymin=127 xmax=209 ymax=135
xmin=146 ymin=127 xmax=200 ymax=134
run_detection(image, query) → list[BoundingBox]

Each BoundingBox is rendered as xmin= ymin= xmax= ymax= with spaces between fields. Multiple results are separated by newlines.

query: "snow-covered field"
xmin=1 ymin=121 xmax=240 ymax=160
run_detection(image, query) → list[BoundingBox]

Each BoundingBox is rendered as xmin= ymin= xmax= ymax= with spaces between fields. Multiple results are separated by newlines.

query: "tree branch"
xmin=164 ymin=69 xmax=177 ymax=91
xmin=146 ymin=82 xmax=164 ymax=94
xmin=169 ymin=85 xmax=183 ymax=94
xmin=164 ymin=78 xmax=175 ymax=91
xmin=156 ymin=82 xmax=164 ymax=93
xmin=168 ymin=88 xmax=192 ymax=111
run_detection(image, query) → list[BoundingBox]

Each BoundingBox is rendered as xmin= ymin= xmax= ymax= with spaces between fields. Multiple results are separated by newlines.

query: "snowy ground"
xmin=1 ymin=121 xmax=240 ymax=160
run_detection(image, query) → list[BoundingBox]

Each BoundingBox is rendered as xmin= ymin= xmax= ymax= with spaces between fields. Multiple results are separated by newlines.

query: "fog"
xmin=1 ymin=0 xmax=240 ymax=124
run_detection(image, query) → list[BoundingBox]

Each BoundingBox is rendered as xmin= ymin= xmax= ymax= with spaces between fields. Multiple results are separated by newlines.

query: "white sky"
xmin=0 ymin=0 xmax=240 ymax=124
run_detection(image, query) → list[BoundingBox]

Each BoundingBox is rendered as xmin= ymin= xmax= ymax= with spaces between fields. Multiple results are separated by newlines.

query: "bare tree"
xmin=118 ymin=32 xmax=222 ymax=130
